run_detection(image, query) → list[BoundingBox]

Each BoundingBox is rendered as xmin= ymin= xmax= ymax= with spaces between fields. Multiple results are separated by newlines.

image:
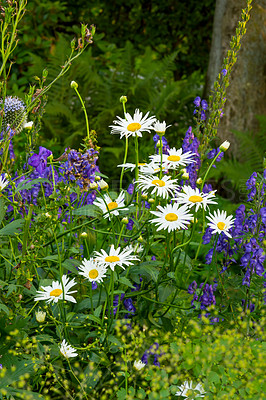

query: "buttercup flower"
xmin=60 ymin=339 xmax=78 ymax=358
xmin=134 ymin=360 xmax=146 ymax=370
xmin=150 ymin=203 xmax=193 ymax=233
xmin=175 ymin=381 xmax=205 ymax=398
xmin=78 ymin=258 xmax=107 ymax=283
xmin=175 ymin=186 xmax=217 ymax=211
xmin=150 ymin=147 xmax=195 ymax=170
xmin=94 ymin=244 xmax=139 ymax=271
xmin=34 ymin=275 xmax=77 ymax=304
xmin=110 ymin=109 xmax=156 ymax=138
xmin=206 ymin=209 xmax=235 ymax=238
xmin=94 ymin=192 xmax=128 ymax=219
xmin=0 ymin=175 xmax=9 ymax=191
xmin=136 ymin=174 xmax=179 ymax=199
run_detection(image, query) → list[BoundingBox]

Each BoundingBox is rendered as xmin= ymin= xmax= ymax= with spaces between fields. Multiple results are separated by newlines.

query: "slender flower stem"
xmin=73 ymin=86 xmax=90 ymax=141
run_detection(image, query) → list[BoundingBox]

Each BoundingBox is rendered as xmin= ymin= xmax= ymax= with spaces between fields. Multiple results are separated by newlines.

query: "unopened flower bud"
xmin=70 ymin=81 xmax=78 ymax=89
xmin=36 ymin=310 xmax=46 ymax=323
xmin=137 ymin=235 xmax=143 ymax=243
xmin=196 ymin=178 xmax=202 ymax=185
xmin=120 ymin=96 xmax=127 ymax=103
xmin=219 ymin=140 xmax=230 ymax=152
xmin=182 ymin=172 xmax=189 ymax=180
xmin=24 ymin=121 xmax=33 ymax=130
xmin=89 ymin=181 xmax=98 ymax=190
xmin=95 ymin=175 xmax=101 ymax=181
xmin=122 ymin=217 xmax=129 ymax=224
xmin=45 ymin=212 xmax=51 ymax=218
xmin=141 ymin=193 xmax=148 ymax=200
xmin=81 ymin=232 xmax=88 ymax=238
xmin=148 ymin=198 xmax=155 ymax=204
xmin=98 ymin=179 xmax=109 ymax=190
xmin=156 ymin=140 xmax=161 ymax=148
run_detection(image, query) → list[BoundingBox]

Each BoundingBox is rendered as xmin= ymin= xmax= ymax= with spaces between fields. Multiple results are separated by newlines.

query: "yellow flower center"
xmin=105 ymin=256 xmax=120 ymax=263
xmin=127 ymin=122 xmax=141 ymax=132
xmin=89 ymin=269 xmax=99 ymax=280
xmin=165 ymin=213 xmax=178 ymax=221
xmin=107 ymin=201 xmax=118 ymax=210
xmin=217 ymin=221 xmax=226 ymax=230
xmin=50 ymin=289 xmax=63 ymax=297
xmin=189 ymin=195 xmax=203 ymax=203
xmin=167 ymin=155 xmax=181 ymax=162
xmin=151 ymin=179 xmax=165 ymax=187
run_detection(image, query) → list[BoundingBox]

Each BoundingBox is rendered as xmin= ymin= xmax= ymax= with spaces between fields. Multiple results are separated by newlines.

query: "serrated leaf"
xmin=118 ymin=276 xmax=135 ymax=289
xmin=15 ymin=178 xmax=52 ymax=193
xmin=72 ymin=204 xmax=102 ymax=217
xmin=0 ymin=219 xmax=24 ymax=236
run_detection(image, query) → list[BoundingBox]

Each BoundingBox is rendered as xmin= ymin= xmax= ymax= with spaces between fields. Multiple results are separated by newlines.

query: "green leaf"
xmin=72 ymin=204 xmax=102 ymax=217
xmin=131 ymin=261 xmax=161 ymax=282
xmin=118 ymin=276 xmax=135 ymax=289
xmin=0 ymin=219 xmax=24 ymax=236
xmin=0 ymin=303 xmax=10 ymax=315
xmin=15 ymin=178 xmax=52 ymax=193
xmin=0 ymin=197 xmax=6 ymax=226
xmin=208 ymin=371 xmax=220 ymax=384
xmin=88 ymin=314 xmax=102 ymax=326
xmin=108 ymin=335 xmax=123 ymax=348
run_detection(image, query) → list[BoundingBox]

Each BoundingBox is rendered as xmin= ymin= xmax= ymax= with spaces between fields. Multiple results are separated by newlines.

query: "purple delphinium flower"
xmin=193 ymin=96 xmax=201 ymax=107
xmin=127 ymin=183 xmax=135 ymax=195
xmin=141 ymin=342 xmax=161 ymax=366
xmin=201 ymin=100 xmax=208 ymax=110
xmin=28 ymin=146 xmax=52 ymax=177
xmin=182 ymin=126 xmax=200 ymax=188
xmin=153 ymin=134 xmax=170 ymax=155
xmin=221 ymin=69 xmax=227 ymax=76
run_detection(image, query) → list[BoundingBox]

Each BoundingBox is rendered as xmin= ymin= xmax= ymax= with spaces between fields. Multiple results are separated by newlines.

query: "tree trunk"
xmin=205 ymin=0 xmax=266 ymax=152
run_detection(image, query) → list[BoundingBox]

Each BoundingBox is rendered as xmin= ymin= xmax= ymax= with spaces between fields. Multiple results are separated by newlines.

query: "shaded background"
xmin=7 ymin=0 xmax=266 ymax=197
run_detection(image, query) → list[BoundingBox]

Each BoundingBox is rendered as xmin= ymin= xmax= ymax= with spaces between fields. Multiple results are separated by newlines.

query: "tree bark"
xmin=205 ymin=0 xmax=266 ymax=152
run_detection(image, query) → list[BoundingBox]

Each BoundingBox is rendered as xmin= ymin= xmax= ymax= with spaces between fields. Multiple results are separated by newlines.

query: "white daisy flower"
xmin=0 ymin=174 xmax=9 ymax=191
xmin=110 ymin=109 xmax=156 ymax=138
xmin=150 ymin=147 xmax=195 ymax=169
xmin=133 ymin=359 xmax=146 ymax=370
xmin=34 ymin=275 xmax=77 ymax=304
xmin=78 ymin=258 xmax=107 ymax=283
xmin=150 ymin=203 xmax=193 ymax=233
xmin=139 ymin=162 xmax=167 ymax=175
xmin=94 ymin=244 xmax=139 ymax=271
xmin=136 ymin=174 xmax=179 ymax=199
xmin=127 ymin=243 xmax=144 ymax=254
xmin=174 ymin=186 xmax=217 ymax=212
xmin=94 ymin=192 xmax=128 ymax=219
xmin=60 ymin=339 xmax=78 ymax=359
xmin=206 ymin=209 xmax=235 ymax=238
xmin=152 ymin=120 xmax=171 ymax=134
xmin=175 ymin=381 xmax=205 ymax=398
xmin=117 ymin=162 xmax=148 ymax=172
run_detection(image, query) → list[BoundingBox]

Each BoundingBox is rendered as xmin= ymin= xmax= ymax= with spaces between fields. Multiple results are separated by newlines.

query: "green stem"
xmin=74 ymin=86 xmax=90 ymax=141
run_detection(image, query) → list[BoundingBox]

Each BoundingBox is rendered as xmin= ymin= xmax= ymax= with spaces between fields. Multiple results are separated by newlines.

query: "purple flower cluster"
xmin=188 ymin=281 xmax=217 ymax=310
xmin=153 ymin=134 xmax=170 ymax=155
xmin=182 ymin=126 xmax=200 ymax=188
xmin=207 ymin=148 xmax=224 ymax=168
xmin=113 ymin=278 xmax=142 ymax=318
xmin=202 ymin=170 xmax=266 ymax=291
xmin=193 ymin=96 xmax=208 ymax=121
xmin=5 ymin=145 xmax=100 ymax=216
xmin=141 ymin=342 xmax=161 ymax=366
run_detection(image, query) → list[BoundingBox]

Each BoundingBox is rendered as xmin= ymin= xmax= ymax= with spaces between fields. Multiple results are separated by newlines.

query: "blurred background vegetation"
xmin=9 ymin=0 xmax=215 ymax=175
xmin=6 ymin=0 xmax=265 ymax=194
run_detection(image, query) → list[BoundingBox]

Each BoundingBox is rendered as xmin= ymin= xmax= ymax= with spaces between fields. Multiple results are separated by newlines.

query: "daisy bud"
xmin=120 ymin=95 xmax=127 ymax=103
xmin=148 ymin=198 xmax=155 ymax=204
xmin=89 ymin=181 xmax=98 ymax=190
xmin=219 ymin=140 xmax=230 ymax=152
xmin=81 ymin=232 xmax=88 ymax=238
xmin=182 ymin=172 xmax=189 ymax=180
xmin=98 ymin=179 xmax=109 ymax=190
xmin=134 ymin=360 xmax=146 ymax=370
xmin=45 ymin=212 xmax=52 ymax=218
xmin=180 ymin=168 xmax=186 ymax=174
xmin=70 ymin=81 xmax=78 ymax=89
xmin=141 ymin=193 xmax=148 ymax=200
xmin=35 ymin=310 xmax=46 ymax=323
xmin=95 ymin=175 xmax=101 ymax=181
xmin=196 ymin=178 xmax=202 ymax=185
xmin=137 ymin=235 xmax=144 ymax=243
xmin=122 ymin=217 xmax=129 ymax=224
xmin=23 ymin=121 xmax=34 ymax=130
xmin=156 ymin=140 xmax=161 ymax=148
